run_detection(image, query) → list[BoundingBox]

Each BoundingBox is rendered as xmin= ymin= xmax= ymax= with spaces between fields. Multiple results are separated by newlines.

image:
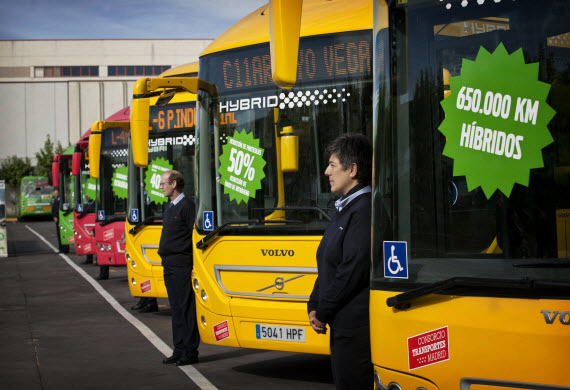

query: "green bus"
xmin=20 ymin=176 xmax=53 ymax=218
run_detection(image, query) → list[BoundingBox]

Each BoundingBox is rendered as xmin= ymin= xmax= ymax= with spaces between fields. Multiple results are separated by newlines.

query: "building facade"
xmin=0 ymin=39 xmax=212 ymax=164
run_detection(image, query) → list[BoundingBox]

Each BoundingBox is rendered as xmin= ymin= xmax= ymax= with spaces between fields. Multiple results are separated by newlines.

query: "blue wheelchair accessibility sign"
xmin=203 ymin=211 xmax=214 ymax=231
xmin=383 ymin=241 xmax=408 ymax=279
xmin=77 ymin=204 xmax=83 ymax=213
xmin=131 ymin=209 xmax=139 ymax=223
xmin=97 ymin=210 xmax=105 ymax=221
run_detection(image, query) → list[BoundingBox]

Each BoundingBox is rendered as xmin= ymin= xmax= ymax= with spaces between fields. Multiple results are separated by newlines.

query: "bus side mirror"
xmin=131 ymin=98 xmax=150 ymax=168
xmin=72 ymin=151 xmax=82 ymax=176
xmin=52 ymin=155 xmax=60 ymax=188
xmin=269 ymin=0 xmax=303 ymax=89
xmin=280 ymin=126 xmax=299 ymax=172
xmin=89 ymin=125 xmax=102 ymax=179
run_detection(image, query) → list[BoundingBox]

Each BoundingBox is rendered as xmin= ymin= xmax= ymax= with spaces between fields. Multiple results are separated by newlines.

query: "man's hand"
xmin=308 ymin=310 xmax=327 ymax=334
xmin=53 ymin=217 xmax=58 ymax=223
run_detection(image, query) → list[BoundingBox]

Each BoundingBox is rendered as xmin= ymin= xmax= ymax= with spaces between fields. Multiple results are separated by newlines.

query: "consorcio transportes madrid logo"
xmin=439 ymin=43 xmax=556 ymax=199
xmin=218 ymin=129 xmax=266 ymax=205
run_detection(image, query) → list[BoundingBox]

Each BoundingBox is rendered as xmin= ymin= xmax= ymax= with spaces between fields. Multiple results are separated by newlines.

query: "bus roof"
xmin=200 ymin=0 xmax=372 ymax=56
xmin=75 ymin=106 xmax=130 ymax=150
xmin=160 ymin=61 xmax=198 ymax=78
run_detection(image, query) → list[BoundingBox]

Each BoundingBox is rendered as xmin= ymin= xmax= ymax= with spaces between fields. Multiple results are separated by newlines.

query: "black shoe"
xmin=138 ymin=304 xmax=158 ymax=313
xmin=95 ymin=275 xmax=108 ymax=281
xmin=131 ymin=302 xmax=145 ymax=311
xmin=176 ymin=356 xmax=199 ymax=366
xmin=162 ymin=355 xmax=180 ymax=364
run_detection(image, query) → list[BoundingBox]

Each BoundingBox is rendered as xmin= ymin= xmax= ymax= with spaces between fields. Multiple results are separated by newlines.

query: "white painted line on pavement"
xmin=26 ymin=225 xmax=218 ymax=390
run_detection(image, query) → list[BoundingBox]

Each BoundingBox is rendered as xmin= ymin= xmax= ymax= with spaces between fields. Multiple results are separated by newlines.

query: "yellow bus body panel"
xmin=201 ymin=0 xmax=372 ymax=56
xmin=125 ymin=221 xmax=168 ymax=298
xmin=192 ymin=229 xmax=330 ymax=354
xmin=370 ymin=290 xmax=570 ymax=388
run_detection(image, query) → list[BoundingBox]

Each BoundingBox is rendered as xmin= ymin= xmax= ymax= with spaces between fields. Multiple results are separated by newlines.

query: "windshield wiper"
xmin=196 ymin=218 xmax=302 ymax=250
xmin=513 ymin=259 xmax=570 ymax=268
xmin=251 ymin=206 xmax=332 ymax=222
xmin=100 ymin=214 xmax=126 ymax=227
xmin=386 ymin=277 xmax=534 ymax=309
xmin=128 ymin=216 xmax=163 ymax=235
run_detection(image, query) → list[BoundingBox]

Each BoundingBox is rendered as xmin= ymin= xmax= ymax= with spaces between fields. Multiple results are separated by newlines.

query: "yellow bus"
xmin=125 ymin=62 xmax=199 ymax=299
xmin=270 ymin=0 xmax=570 ymax=387
xmin=189 ymin=0 xmax=372 ymax=354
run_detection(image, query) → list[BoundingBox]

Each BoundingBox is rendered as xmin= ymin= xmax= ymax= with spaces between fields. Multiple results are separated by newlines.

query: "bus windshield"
xmin=127 ymin=98 xmax=196 ymax=223
xmin=21 ymin=177 xmax=52 ymax=202
xmin=372 ymin=0 xmax=570 ymax=292
xmin=98 ymin=127 xmax=129 ymax=220
xmin=197 ymin=30 xmax=373 ymax=235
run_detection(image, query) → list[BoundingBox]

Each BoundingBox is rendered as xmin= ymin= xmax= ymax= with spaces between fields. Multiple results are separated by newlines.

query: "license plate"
xmin=255 ymin=324 xmax=306 ymax=342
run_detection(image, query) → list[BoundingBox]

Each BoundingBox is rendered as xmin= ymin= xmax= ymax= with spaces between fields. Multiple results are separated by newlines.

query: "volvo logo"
xmin=257 ymin=275 xmax=304 ymax=292
xmin=261 ymin=249 xmax=295 ymax=257
xmin=541 ymin=310 xmax=570 ymax=325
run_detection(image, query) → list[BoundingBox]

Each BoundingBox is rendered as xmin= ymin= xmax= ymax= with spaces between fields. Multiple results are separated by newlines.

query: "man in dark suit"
xmin=52 ymin=189 xmax=69 ymax=253
xmin=158 ymin=170 xmax=200 ymax=366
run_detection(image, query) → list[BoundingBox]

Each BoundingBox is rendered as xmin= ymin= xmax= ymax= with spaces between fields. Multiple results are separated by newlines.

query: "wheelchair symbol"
xmin=203 ymin=211 xmax=213 ymax=231
xmin=387 ymin=245 xmax=404 ymax=275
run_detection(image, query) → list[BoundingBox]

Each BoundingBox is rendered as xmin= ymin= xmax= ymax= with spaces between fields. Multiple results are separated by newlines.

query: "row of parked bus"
xmin=50 ymin=0 xmax=569 ymax=388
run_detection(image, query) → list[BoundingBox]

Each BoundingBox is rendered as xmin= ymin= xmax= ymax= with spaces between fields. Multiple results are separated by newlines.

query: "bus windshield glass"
xmin=197 ymin=30 xmax=373 ymax=235
xmin=21 ymin=177 xmax=52 ymax=203
xmin=127 ymin=99 xmax=196 ymax=224
xmin=372 ymin=0 xmax=570 ymax=291
xmin=98 ymin=127 xmax=129 ymax=220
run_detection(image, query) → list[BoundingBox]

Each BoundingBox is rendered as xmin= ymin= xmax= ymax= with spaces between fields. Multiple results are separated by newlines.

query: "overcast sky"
xmin=0 ymin=0 xmax=268 ymax=40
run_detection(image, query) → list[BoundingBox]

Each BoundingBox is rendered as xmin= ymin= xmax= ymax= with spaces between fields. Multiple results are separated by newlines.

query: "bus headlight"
xmin=193 ymin=279 xmax=199 ymax=291
xmin=131 ymin=260 xmax=136 ymax=269
xmin=126 ymin=253 xmax=130 ymax=262
xmin=78 ymin=234 xmax=82 ymax=239
xmin=131 ymin=278 xmax=136 ymax=285
xmin=201 ymin=316 xmax=207 ymax=327
xmin=201 ymin=290 xmax=207 ymax=302
xmin=106 ymin=244 xmax=112 ymax=251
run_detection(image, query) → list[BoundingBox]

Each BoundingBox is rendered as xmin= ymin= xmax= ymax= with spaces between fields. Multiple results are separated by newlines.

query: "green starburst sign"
xmin=144 ymin=157 xmax=172 ymax=205
xmin=218 ymin=129 xmax=266 ymax=204
xmin=111 ymin=166 xmax=128 ymax=200
xmin=439 ymin=43 xmax=556 ymax=198
xmin=84 ymin=177 xmax=98 ymax=201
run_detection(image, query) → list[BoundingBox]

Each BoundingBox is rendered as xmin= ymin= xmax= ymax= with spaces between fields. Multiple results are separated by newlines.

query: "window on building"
xmin=40 ymin=66 xmax=99 ymax=77
xmin=107 ymin=65 xmax=171 ymax=76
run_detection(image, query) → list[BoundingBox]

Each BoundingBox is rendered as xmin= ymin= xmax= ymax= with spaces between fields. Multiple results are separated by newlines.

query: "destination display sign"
xmin=102 ymin=127 xmax=128 ymax=149
xmin=201 ymin=30 xmax=372 ymax=95
xmin=149 ymin=102 xmax=196 ymax=133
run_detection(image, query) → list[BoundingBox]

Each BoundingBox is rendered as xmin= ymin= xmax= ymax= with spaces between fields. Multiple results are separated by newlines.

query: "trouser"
xmin=163 ymin=263 xmax=200 ymax=358
xmin=99 ymin=265 xmax=109 ymax=278
xmin=330 ymin=324 xmax=373 ymax=390
xmin=55 ymin=222 xmax=68 ymax=252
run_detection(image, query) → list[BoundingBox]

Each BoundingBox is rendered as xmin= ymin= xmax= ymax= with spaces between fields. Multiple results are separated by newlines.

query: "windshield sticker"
xmin=84 ymin=178 xmax=98 ymax=201
xmin=383 ymin=241 xmax=408 ymax=279
xmin=144 ymin=157 xmax=172 ymax=205
xmin=218 ymin=130 xmax=266 ymax=205
xmin=111 ymin=166 xmax=128 ymax=200
xmin=439 ymin=43 xmax=556 ymax=199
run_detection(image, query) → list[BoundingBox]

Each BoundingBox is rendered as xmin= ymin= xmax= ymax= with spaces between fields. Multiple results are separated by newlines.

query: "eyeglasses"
xmin=159 ymin=181 xmax=172 ymax=187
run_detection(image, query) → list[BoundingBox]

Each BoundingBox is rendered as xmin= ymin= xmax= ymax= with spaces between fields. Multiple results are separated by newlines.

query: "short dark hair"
xmin=324 ymin=133 xmax=372 ymax=185
xmin=167 ymin=170 xmax=185 ymax=191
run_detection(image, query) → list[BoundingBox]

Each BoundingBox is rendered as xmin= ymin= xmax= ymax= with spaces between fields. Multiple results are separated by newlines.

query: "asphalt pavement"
xmin=0 ymin=220 xmax=334 ymax=390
